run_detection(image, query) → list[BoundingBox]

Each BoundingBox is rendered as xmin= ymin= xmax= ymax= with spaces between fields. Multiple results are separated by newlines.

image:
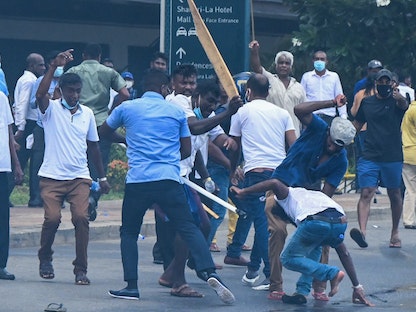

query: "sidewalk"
xmin=9 ymin=192 xmax=391 ymax=248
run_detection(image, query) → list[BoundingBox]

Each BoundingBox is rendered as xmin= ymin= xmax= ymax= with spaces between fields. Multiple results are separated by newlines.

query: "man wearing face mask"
xmin=121 ymin=72 xmax=138 ymax=100
xmin=35 ymin=49 xmax=110 ymax=285
xmin=27 ymin=51 xmax=63 ymax=208
xmin=301 ymin=51 xmax=347 ymax=125
xmin=350 ymin=69 xmax=409 ymax=249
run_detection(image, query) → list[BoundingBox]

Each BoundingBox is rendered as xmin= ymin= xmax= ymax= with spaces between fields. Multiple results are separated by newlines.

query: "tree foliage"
xmin=283 ymin=0 xmax=416 ymax=97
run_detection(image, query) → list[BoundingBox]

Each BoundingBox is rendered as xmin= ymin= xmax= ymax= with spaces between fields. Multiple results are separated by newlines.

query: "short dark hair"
xmin=143 ymin=69 xmax=170 ymax=92
xmin=83 ymin=43 xmax=102 ymax=59
xmin=59 ymin=73 xmax=82 ymax=88
xmin=246 ymin=74 xmax=269 ymax=98
xmin=172 ymin=64 xmax=197 ymax=79
xmin=101 ymin=57 xmax=113 ymax=64
xmin=152 ymin=52 xmax=168 ymax=63
xmin=195 ymin=79 xmax=220 ymax=98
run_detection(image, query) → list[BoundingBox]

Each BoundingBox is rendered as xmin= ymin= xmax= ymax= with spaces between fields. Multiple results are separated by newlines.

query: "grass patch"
xmin=10 ymin=183 xmax=123 ymax=206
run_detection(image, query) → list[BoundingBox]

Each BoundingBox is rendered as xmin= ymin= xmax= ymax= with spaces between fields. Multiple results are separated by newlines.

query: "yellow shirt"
xmin=402 ymin=101 xmax=416 ymax=165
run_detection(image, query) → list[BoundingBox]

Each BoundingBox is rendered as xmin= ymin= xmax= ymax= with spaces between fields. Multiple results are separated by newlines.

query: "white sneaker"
xmin=241 ymin=270 xmax=260 ymax=286
xmin=252 ymin=278 xmax=270 ymax=291
xmin=207 ymin=276 xmax=235 ymax=305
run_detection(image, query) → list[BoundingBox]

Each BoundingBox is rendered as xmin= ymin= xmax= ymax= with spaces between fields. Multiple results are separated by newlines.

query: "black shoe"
xmin=108 ymin=288 xmax=140 ymax=300
xmin=404 ymin=225 xmax=416 ymax=229
xmin=0 ymin=268 xmax=15 ymax=280
xmin=152 ymin=242 xmax=163 ymax=264
xmin=8 ymin=201 xmax=14 ymax=208
xmin=282 ymin=293 xmax=307 ymax=305
xmin=207 ymin=273 xmax=235 ymax=305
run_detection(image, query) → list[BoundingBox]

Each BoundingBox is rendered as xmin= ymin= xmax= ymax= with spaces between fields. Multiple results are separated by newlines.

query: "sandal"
xmin=39 ymin=261 xmax=55 ymax=279
xmin=350 ymin=228 xmax=368 ymax=248
xmin=44 ymin=303 xmax=66 ymax=312
xmin=267 ymin=291 xmax=285 ymax=300
xmin=312 ymin=291 xmax=329 ymax=301
xmin=170 ymin=284 xmax=204 ymax=297
xmin=389 ymin=238 xmax=402 ymax=248
xmin=75 ymin=272 xmax=90 ymax=285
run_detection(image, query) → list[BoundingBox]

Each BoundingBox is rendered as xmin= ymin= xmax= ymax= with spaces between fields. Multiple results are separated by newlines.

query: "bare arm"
xmin=321 ymin=182 xmax=336 ymax=197
xmin=180 ymin=136 xmax=191 ymax=160
xmin=36 ymin=49 xmax=74 ymax=113
xmin=393 ymin=87 xmax=409 ymax=110
xmin=98 ymin=122 xmax=127 ymax=145
xmin=249 ymin=40 xmax=262 ymax=74
xmin=230 ymin=178 xmax=289 ymax=200
xmin=109 ymin=87 xmax=130 ymax=113
xmin=294 ymin=94 xmax=346 ymax=126
xmin=335 ymin=243 xmax=374 ymax=306
xmin=285 ymin=129 xmax=297 ymax=150
xmin=9 ymin=125 xmax=23 ymax=185
xmin=188 ymin=96 xmax=243 ymax=135
xmin=87 ymin=141 xmax=111 ymax=193
xmin=208 ymin=141 xmax=231 ymax=171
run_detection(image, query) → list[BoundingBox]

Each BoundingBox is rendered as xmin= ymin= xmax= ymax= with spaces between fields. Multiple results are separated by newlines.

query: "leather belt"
xmin=306 ymin=214 xmax=348 ymax=224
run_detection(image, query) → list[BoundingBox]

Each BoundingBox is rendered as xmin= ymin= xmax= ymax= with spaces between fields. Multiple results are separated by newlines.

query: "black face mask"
xmin=376 ymin=84 xmax=392 ymax=98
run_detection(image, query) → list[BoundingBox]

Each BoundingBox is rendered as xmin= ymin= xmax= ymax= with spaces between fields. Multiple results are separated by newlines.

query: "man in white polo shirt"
xmin=35 ymin=49 xmax=110 ymax=285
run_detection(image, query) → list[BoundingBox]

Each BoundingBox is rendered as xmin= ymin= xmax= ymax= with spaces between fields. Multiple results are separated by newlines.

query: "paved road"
xmin=3 ymin=216 xmax=416 ymax=311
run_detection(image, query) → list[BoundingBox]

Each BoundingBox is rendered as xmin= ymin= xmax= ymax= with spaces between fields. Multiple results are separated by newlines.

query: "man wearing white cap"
xmin=229 ymin=97 xmax=363 ymax=303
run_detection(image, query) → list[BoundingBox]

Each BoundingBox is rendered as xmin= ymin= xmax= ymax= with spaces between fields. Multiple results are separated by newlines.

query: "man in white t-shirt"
xmin=225 ymin=73 xmax=296 ymax=291
xmin=230 ymin=179 xmax=374 ymax=306
xmin=0 ymin=92 xmax=23 ymax=280
xmin=35 ymin=49 xmax=110 ymax=286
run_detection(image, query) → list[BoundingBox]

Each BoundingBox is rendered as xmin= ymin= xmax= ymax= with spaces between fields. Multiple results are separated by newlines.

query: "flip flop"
xmin=170 ymin=284 xmax=204 ymax=298
xmin=350 ymin=228 xmax=368 ymax=248
xmin=389 ymin=238 xmax=402 ymax=248
xmin=312 ymin=291 xmax=329 ymax=301
xmin=44 ymin=303 xmax=67 ymax=312
xmin=267 ymin=291 xmax=285 ymax=300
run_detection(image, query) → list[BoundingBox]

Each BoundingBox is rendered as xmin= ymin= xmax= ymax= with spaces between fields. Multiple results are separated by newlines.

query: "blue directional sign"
xmin=164 ymin=0 xmax=250 ymax=80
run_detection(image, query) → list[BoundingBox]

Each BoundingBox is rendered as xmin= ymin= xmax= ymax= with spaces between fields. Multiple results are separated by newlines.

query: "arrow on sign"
xmin=176 ymin=47 xmax=186 ymax=59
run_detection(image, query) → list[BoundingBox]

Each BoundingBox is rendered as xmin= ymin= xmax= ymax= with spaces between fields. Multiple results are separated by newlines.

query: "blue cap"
xmin=121 ymin=71 xmax=134 ymax=80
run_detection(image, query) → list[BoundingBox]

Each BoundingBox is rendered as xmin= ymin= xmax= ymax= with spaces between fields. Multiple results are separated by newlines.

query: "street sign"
xmin=164 ymin=0 xmax=250 ymax=80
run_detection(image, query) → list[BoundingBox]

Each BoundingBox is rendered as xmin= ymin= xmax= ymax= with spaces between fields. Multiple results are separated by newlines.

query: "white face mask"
xmin=126 ymin=81 xmax=134 ymax=89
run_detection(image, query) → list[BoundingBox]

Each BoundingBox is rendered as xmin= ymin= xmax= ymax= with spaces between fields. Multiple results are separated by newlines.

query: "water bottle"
xmin=204 ymin=177 xmax=216 ymax=193
xmin=91 ymin=181 xmax=101 ymax=192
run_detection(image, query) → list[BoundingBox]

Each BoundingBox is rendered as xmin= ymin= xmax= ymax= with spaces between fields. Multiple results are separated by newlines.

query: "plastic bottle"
xmin=91 ymin=181 xmax=100 ymax=192
xmin=204 ymin=177 xmax=216 ymax=193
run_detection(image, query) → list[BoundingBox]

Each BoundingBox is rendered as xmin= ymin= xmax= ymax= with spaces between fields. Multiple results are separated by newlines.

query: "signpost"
xmin=163 ymin=0 xmax=250 ymax=80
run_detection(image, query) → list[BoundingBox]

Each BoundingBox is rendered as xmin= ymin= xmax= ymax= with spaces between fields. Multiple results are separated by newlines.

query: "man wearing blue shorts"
xmin=351 ymin=69 xmax=409 ymax=248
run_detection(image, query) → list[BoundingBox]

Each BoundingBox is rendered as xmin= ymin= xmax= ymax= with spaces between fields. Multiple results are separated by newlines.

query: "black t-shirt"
xmin=355 ymin=94 xmax=405 ymax=162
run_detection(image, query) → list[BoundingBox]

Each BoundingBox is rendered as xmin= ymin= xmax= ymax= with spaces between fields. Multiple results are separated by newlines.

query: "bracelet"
xmin=352 ymin=284 xmax=364 ymax=290
xmin=97 ymin=177 xmax=107 ymax=182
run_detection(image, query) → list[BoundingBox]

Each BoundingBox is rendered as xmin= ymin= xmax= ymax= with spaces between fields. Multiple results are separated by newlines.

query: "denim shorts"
xmin=357 ymin=158 xmax=403 ymax=188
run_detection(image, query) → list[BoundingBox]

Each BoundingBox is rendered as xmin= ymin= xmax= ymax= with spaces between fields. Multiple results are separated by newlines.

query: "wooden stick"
xmin=250 ymin=0 xmax=255 ymax=40
xmin=186 ymin=0 xmax=239 ymax=98
xmin=203 ymin=204 xmax=219 ymax=219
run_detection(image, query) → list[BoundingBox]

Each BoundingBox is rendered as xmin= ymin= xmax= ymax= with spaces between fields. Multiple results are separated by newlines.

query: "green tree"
xmin=283 ymin=0 xmax=416 ymax=97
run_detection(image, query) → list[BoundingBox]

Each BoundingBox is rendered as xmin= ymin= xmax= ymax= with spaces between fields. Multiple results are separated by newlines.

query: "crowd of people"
xmin=1 ymin=39 xmax=415 ymax=308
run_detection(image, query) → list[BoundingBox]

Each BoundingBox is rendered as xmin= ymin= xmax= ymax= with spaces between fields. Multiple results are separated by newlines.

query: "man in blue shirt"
xmin=100 ymin=69 xmax=235 ymax=305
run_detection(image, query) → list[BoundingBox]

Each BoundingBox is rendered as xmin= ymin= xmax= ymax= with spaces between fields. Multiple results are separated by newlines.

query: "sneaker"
xmin=252 ymin=278 xmax=270 ymax=291
xmin=207 ymin=273 xmax=235 ymax=305
xmin=242 ymin=270 xmax=259 ymax=286
xmin=108 ymin=287 xmax=140 ymax=300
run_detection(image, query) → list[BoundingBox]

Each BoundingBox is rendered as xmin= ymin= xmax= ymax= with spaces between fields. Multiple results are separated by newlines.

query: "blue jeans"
xmin=227 ymin=170 xmax=272 ymax=277
xmin=281 ymin=219 xmax=347 ymax=296
xmin=206 ymin=163 xmax=229 ymax=244
xmin=120 ymin=180 xmax=214 ymax=282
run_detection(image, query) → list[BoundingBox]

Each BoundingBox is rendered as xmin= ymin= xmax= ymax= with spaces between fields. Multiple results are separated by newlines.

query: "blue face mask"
xmin=193 ymin=107 xmax=204 ymax=120
xmin=314 ymin=60 xmax=326 ymax=72
xmin=54 ymin=66 xmax=64 ymax=78
xmin=60 ymin=88 xmax=79 ymax=110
